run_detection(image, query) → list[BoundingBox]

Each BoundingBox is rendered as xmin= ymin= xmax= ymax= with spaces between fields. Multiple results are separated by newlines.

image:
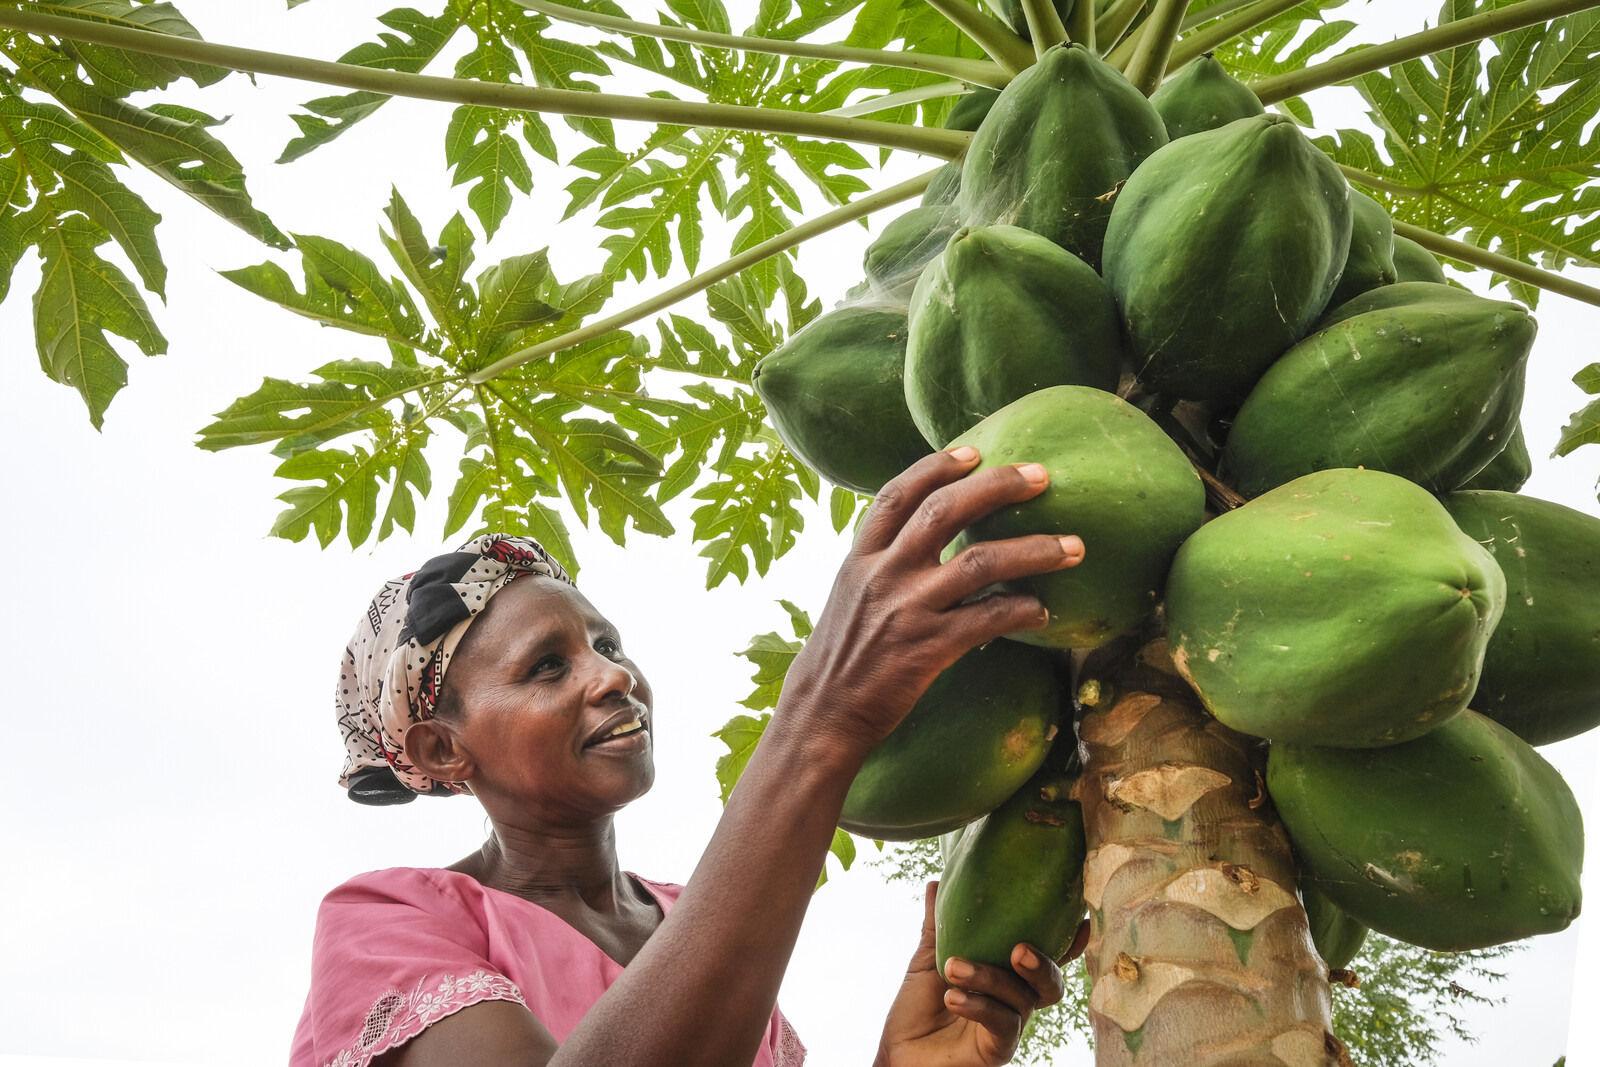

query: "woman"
xmin=291 ymin=447 xmax=1089 ymax=1067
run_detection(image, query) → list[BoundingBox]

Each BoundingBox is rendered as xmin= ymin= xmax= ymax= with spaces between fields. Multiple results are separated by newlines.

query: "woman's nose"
xmin=586 ymin=650 xmax=637 ymax=703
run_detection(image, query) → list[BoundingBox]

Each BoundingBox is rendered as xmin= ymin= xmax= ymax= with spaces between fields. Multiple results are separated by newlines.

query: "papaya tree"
xmin=2 ymin=1 xmax=1598 ymax=1064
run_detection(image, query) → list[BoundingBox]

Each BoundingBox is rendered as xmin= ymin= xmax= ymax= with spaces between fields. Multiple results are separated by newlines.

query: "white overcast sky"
xmin=1 ymin=2 xmax=1598 ymax=1066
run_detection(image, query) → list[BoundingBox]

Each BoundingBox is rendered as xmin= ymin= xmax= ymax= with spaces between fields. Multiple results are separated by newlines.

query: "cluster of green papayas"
xmin=752 ymin=43 xmax=1590 ymax=970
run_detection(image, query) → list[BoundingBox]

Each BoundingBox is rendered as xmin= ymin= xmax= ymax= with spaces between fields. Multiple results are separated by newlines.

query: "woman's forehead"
xmin=472 ymin=576 xmax=612 ymax=643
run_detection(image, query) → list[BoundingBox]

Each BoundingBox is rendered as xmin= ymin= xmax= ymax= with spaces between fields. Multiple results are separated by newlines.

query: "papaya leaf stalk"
xmin=1021 ymin=0 xmax=1072 ymax=54
xmin=470 ymin=168 xmax=938 ymax=383
xmin=1161 ymin=0 xmax=1307 ymax=70
xmin=0 ymin=7 xmax=971 ymax=159
xmin=1392 ymin=221 xmax=1600 ymax=310
xmin=506 ymin=0 xmax=1013 ymax=88
xmin=1070 ymin=0 xmax=1101 ymax=50
xmin=1250 ymin=0 xmax=1600 ymax=103
xmin=826 ymin=81 xmax=971 ymax=118
xmin=921 ymin=0 xmax=1038 ymax=73
xmin=1179 ymin=0 xmax=1259 ymax=33
xmin=1094 ymin=0 xmax=1147 ymax=54
xmin=1122 ymin=0 xmax=1194 ymax=94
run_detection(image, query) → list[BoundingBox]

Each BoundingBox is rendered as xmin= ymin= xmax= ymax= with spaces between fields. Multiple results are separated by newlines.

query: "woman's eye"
xmin=531 ymin=655 xmax=564 ymax=675
xmin=596 ymin=637 xmax=621 ymax=657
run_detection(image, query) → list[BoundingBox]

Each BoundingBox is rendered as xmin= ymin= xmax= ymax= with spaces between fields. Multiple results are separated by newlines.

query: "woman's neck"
xmin=453 ymin=816 xmax=637 ymax=912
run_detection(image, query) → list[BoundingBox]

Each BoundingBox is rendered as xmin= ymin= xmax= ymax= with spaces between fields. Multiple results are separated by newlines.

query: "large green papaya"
xmin=1149 ymin=53 xmax=1265 ymax=140
xmin=959 ymin=44 xmax=1167 ymax=271
xmin=864 ymin=204 xmax=961 ymax=291
xmin=1268 ymin=710 xmax=1584 ymax=950
xmin=1391 ymin=234 xmax=1448 ymax=284
xmin=1301 ymin=883 xmax=1368 ymax=972
xmin=1458 ymin=422 xmax=1532 ymax=492
xmin=923 ymin=163 xmax=962 ymax=207
xmin=1102 ymin=114 xmax=1352 ymax=405
xmin=936 ymin=766 xmax=1087 ymax=973
xmin=905 ymin=225 xmax=1124 ymax=447
xmin=1324 ymin=189 xmax=1397 ymax=311
xmin=1222 ymin=283 xmax=1534 ymax=497
xmin=1166 ymin=468 xmax=1506 ymax=747
xmin=1445 ymin=490 xmax=1600 ymax=745
xmin=840 ymin=639 xmax=1061 ymax=840
xmin=945 ymin=386 xmax=1205 ymax=648
xmin=751 ymin=304 xmax=932 ymax=494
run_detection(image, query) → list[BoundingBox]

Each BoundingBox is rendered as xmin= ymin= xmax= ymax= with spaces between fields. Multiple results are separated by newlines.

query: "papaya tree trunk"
xmin=1073 ymin=636 xmax=1352 ymax=1067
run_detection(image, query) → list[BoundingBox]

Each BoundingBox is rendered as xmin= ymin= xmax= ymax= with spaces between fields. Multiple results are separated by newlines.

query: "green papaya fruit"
xmin=1268 ymin=710 xmax=1584 ymax=950
xmin=943 ymin=88 xmax=1003 ymax=132
xmin=922 ymin=163 xmax=963 ymax=208
xmin=1324 ymin=189 xmax=1397 ymax=311
xmin=1167 ymin=468 xmax=1506 ymax=747
xmin=905 ymin=225 xmax=1124 ymax=447
xmin=1149 ymin=53 xmax=1266 ymax=140
xmin=959 ymin=44 xmax=1167 ymax=271
xmin=840 ymin=639 xmax=1062 ymax=840
xmin=1458 ymin=422 xmax=1532 ymax=492
xmin=1102 ymin=114 xmax=1352 ymax=405
xmin=1391 ymin=234 xmax=1448 ymax=284
xmin=1222 ymin=283 xmax=1534 ymax=497
xmin=752 ymin=304 xmax=933 ymax=494
xmin=936 ymin=766 xmax=1087 ymax=973
xmin=985 ymin=0 xmax=1075 ymax=41
xmin=1301 ymin=883 xmax=1368 ymax=972
xmin=945 ymin=386 xmax=1205 ymax=648
xmin=1445 ymin=490 xmax=1600 ymax=745
xmin=864 ymin=204 xmax=962 ymax=291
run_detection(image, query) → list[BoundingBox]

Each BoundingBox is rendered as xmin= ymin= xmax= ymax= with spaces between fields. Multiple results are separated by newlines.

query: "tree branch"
xmin=0 ymin=6 xmax=972 ymax=159
xmin=1392 ymin=220 xmax=1600 ymax=310
xmin=1122 ymin=0 xmax=1192 ymax=93
xmin=1021 ymin=0 xmax=1070 ymax=54
xmin=1069 ymin=0 xmax=1100 ymax=51
xmin=1094 ymin=0 xmax=1146 ymax=55
xmin=825 ymin=80 xmax=969 ymax=118
xmin=922 ymin=0 xmax=1037 ymax=74
xmin=508 ymin=0 xmax=1013 ymax=88
xmin=1251 ymin=0 xmax=1600 ymax=104
xmin=1163 ymin=0 xmax=1304 ymax=70
xmin=470 ymin=169 xmax=938 ymax=383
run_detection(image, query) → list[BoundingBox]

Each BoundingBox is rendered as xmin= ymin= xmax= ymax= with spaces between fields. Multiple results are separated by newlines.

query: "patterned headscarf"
xmin=336 ymin=534 xmax=574 ymax=805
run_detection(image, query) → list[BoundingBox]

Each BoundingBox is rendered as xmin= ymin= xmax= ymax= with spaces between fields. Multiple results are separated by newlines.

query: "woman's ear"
xmin=403 ymin=719 xmax=475 ymax=785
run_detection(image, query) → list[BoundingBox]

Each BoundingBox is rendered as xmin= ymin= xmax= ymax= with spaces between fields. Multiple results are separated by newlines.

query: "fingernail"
xmin=1058 ymin=535 xmax=1084 ymax=560
xmin=1018 ymin=462 xmax=1048 ymax=486
xmin=946 ymin=989 xmax=969 ymax=1007
xmin=946 ymin=959 xmax=974 ymax=981
xmin=947 ymin=445 xmax=979 ymax=462
xmin=1018 ymin=947 xmax=1039 ymax=969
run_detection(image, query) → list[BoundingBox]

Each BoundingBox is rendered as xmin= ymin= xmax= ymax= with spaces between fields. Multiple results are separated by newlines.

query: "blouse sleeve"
xmin=289 ymin=868 xmax=528 ymax=1067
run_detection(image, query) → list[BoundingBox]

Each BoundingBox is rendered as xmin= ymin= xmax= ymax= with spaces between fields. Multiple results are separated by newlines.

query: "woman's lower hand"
xmin=875 ymin=882 xmax=1087 ymax=1067
xmin=778 ymin=446 xmax=1085 ymax=762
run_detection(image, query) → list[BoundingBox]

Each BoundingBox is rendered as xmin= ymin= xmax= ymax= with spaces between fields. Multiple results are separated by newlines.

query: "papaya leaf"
xmin=32 ymin=214 xmax=165 ymax=428
xmin=379 ymin=190 xmax=478 ymax=342
xmin=830 ymin=485 xmax=865 ymax=532
xmin=692 ymin=439 xmax=817 ymax=588
xmin=278 ymin=6 xmax=462 ymax=162
xmin=627 ymin=383 xmax=763 ymax=503
xmin=712 ymin=711 xmax=770 ymax=801
xmin=48 ymin=154 xmax=165 ymax=296
xmin=197 ymin=375 xmax=393 ymax=455
xmin=473 ymin=251 xmax=562 ymax=361
xmin=775 ymin=135 xmax=872 ymax=207
xmin=294 ymin=234 xmax=426 ymax=345
xmin=33 ymin=0 xmax=227 ymax=94
xmin=444 ymin=38 xmax=535 ymax=237
xmin=816 ymin=826 xmax=857 ymax=889
xmin=595 ymin=130 xmax=731 ymax=281
xmin=1317 ymin=0 xmax=1600 ymax=300
xmin=563 ymin=127 xmax=690 ymax=220
xmin=269 ymin=423 xmax=434 ymax=547
xmin=1554 ymin=396 xmax=1600 ymax=458
xmin=501 ymin=3 xmax=616 ymax=146
xmin=777 ymin=599 xmax=813 ymax=638
xmin=727 ymin=138 xmax=798 ymax=297
xmin=1574 ymin=362 xmax=1600 ymax=395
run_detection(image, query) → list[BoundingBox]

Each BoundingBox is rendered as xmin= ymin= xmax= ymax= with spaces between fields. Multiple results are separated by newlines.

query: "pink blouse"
xmin=289 ymin=867 xmax=805 ymax=1067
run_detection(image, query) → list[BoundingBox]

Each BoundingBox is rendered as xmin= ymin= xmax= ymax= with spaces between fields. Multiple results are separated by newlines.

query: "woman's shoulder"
xmin=316 ymin=866 xmax=498 ymax=918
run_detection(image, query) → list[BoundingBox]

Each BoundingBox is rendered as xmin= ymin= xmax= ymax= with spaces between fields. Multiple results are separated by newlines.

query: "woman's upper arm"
xmin=372 ymin=999 xmax=559 ymax=1067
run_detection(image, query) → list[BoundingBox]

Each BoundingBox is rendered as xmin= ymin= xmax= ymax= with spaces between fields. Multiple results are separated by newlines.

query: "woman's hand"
xmin=875 ymin=882 xmax=1089 ymax=1067
xmin=778 ymin=446 xmax=1085 ymax=761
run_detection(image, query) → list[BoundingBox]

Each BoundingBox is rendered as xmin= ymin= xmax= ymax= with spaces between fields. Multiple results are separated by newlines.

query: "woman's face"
xmin=439 ymin=576 xmax=656 ymax=821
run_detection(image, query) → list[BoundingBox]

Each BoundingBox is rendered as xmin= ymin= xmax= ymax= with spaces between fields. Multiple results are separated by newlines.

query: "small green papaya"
xmin=1391 ymin=234 xmax=1448 ymax=284
xmin=751 ymin=304 xmax=932 ymax=494
xmin=864 ymin=204 xmax=962 ymax=291
xmin=1458 ymin=422 xmax=1532 ymax=492
xmin=943 ymin=88 xmax=1002 ymax=132
xmin=1268 ymin=711 xmax=1584 ymax=951
xmin=1167 ymin=468 xmax=1506 ymax=748
xmin=1301 ymin=883 xmax=1368 ymax=972
xmin=1324 ymin=189 xmax=1397 ymax=311
xmin=936 ymin=766 xmax=1087 ymax=974
xmin=1222 ymin=283 xmax=1534 ymax=497
xmin=1446 ymin=490 xmax=1600 ymax=745
xmin=1102 ymin=115 xmax=1352 ymax=405
xmin=840 ymin=640 xmax=1062 ymax=840
xmin=1149 ymin=53 xmax=1265 ymax=140
xmin=959 ymin=44 xmax=1167 ymax=270
xmin=905 ymin=225 xmax=1124 ymax=447
xmin=945 ymin=386 xmax=1205 ymax=648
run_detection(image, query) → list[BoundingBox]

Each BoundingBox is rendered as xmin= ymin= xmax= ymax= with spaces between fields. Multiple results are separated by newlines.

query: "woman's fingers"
xmin=944 ymin=957 xmax=1046 ymax=1019
xmin=942 ymin=987 xmax=1023 ymax=1051
xmin=1058 ymin=920 xmax=1091 ymax=966
xmin=1010 ymin=944 xmax=1067 ymax=1007
xmin=893 ymin=461 xmax=1052 ymax=562
xmin=855 ymin=447 xmax=983 ymax=554
xmin=927 ymin=532 xmax=1085 ymax=607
